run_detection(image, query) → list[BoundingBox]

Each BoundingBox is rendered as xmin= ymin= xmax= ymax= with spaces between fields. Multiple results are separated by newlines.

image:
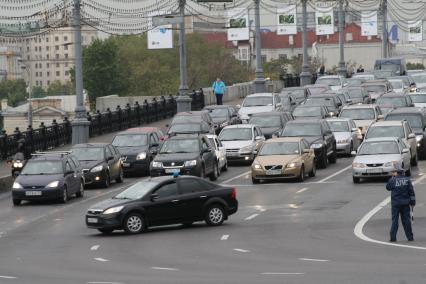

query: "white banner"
xmin=408 ymin=21 xmax=423 ymax=42
xmin=148 ymin=11 xmax=173 ymax=49
xmin=315 ymin=5 xmax=334 ymax=35
xmin=277 ymin=5 xmax=297 ymax=35
xmin=361 ymin=11 xmax=377 ymax=36
xmin=227 ymin=8 xmax=249 ymax=41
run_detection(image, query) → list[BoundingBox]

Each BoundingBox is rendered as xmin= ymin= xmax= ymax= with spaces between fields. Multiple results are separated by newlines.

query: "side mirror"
xmin=303 ymin=149 xmax=310 ymax=154
xmin=402 ymin=148 xmax=409 ymax=154
xmin=377 ymin=114 xmax=384 ymax=120
xmin=408 ymin=133 xmax=416 ymax=139
xmin=346 ymin=99 xmax=353 ymax=104
xmin=276 ymin=103 xmax=282 ymax=108
xmin=151 ymin=142 xmax=159 ymax=147
xmin=236 ymin=104 xmax=241 ymax=109
xmin=165 ymin=124 xmax=170 ymax=128
xmin=65 ymin=170 xmax=74 ymax=175
xmin=337 ymin=102 xmax=342 ymax=107
xmin=326 ymin=130 xmax=333 ymax=135
xmin=107 ymin=156 xmax=114 ymax=161
xmin=218 ymin=146 xmax=225 ymax=151
xmin=351 ymin=128 xmax=358 ymax=132
xmin=410 ymin=103 xmax=415 ymax=107
xmin=351 ymin=151 xmax=357 ymax=156
xmin=202 ymin=148 xmax=211 ymax=154
xmin=255 ymin=136 xmax=263 ymax=141
xmin=150 ymin=193 xmax=159 ymax=201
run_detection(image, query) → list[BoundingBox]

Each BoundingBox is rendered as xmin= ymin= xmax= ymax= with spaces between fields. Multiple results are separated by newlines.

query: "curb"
xmin=0 ymin=175 xmax=12 ymax=193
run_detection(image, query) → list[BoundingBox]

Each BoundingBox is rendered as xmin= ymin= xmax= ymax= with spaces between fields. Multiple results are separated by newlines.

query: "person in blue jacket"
xmin=212 ymin=78 xmax=226 ymax=105
xmin=386 ymin=163 xmax=416 ymax=242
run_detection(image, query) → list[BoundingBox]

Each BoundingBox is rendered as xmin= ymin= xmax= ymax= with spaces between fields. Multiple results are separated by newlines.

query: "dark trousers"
xmin=215 ymin=93 xmax=223 ymax=105
xmin=390 ymin=204 xmax=413 ymax=241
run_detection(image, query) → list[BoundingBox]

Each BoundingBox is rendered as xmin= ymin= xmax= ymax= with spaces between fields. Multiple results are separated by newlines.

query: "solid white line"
xmin=94 ymin=258 xmax=109 ymax=262
xmin=233 ymin=248 xmax=250 ymax=253
xmin=296 ymin=187 xmax=309 ymax=194
xmin=354 ymin=174 xmax=426 ymax=250
xmin=91 ymin=245 xmax=100 ymax=251
xmin=245 ymin=213 xmax=259 ymax=220
xmin=299 ymin=258 xmax=329 ymax=262
xmin=261 ymin=272 xmax=304 ymax=275
xmin=318 ymin=165 xmax=352 ymax=183
xmin=0 ymin=275 xmax=17 ymax=279
xmin=221 ymin=171 xmax=251 ymax=184
xmin=221 ymin=234 xmax=229 ymax=240
xmin=87 ymin=282 xmax=124 ymax=284
xmin=151 ymin=267 xmax=179 ymax=271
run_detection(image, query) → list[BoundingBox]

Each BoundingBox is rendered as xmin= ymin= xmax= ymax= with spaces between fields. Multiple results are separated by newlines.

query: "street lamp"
xmin=18 ymin=58 xmax=32 ymax=127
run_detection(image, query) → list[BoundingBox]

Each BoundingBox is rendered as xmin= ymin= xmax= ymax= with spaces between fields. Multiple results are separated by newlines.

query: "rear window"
xmin=22 ymin=160 xmax=63 ymax=175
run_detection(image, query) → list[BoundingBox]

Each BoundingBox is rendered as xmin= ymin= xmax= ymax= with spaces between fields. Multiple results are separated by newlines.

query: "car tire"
xmin=318 ymin=149 xmax=328 ymax=169
xmin=411 ymin=154 xmax=418 ymax=166
xmin=116 ymin=168 xmax=124 ymax=183
xmin=76 ymin=182 xmax=84 ymax=198
xmin=102 ymin=172 xmax=110 ymax=188
xmin=328 ymin=146 xmax=337 ymax=164
xmin=98 ymin=228 xmax=114 ymax=234
xmin=406 ymin=167 xmax=412 ymax=177
xmin=348 ymin=142 xmax=354 ymax=157
xmin=353 ymin=176 xmax=361 ymax=183
xmin=60 ymin=186 xmax=68 ymax=204
xmin=205 ymin=204 xmax=225 ymax=226
xmin=209 ymin=163 xmax=219 ymax=181
xmin=217 ymin=160 xmax=221 ymax=176
xmin=298 ymin=166 xmax=305 ymax=182
xmin=223 ymin=161 xmax=228 ymax=171
xmin=252 ymin=177 xmax=259 ymax=184
xmin=309 ymin=162 xmax=316 ymax=177
xmin=123 ymin=213 xmax=145 ymax=234
xmin=12 ymin=199 xmax=21 ymax=206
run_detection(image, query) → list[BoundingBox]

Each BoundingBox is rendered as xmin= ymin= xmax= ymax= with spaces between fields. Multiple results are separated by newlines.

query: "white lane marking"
xmin=94 ymin=258 xmax=109 ymax=262
xmin=224 ymin=182 xmax=335 ymax=187
xmin=221 ymin=234 xmax=229 ymax=240
xmin=299 ymin=258 xmax=329 ymax=262
xmin=233 ymin=248 xmax=250 ymax=253
xmin=221 ymin=171 xmax=251 ymax=184
xmin=151 ymin=267 xmax=179 ymax=271
xmin=0 ymin=275 xmax=17 ymax=279
xmin=87 ymin=282 xmax=124 ymax=284
xmin=245 ymin=213 xmax=259 ymax=220
xmin=91 ymin=245 xmax=100 ymax=251
xmin=318 ymin=165 xmax=352 ymax=183
xmin=296 ymin=187 xmax=309 ymax=194
xmin=354 ymin=174 xmax=426 ymax=250
xmin=54 ymin=218 xmax=62 ymax=221
xmin=261 ymin=272 xmax=304 ymax=275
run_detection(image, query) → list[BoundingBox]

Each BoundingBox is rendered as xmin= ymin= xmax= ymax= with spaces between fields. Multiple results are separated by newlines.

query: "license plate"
xmin=87 ymin=218 xmax=98 ymax=223
xmin=123 ymin=163 xmax=130 ymax=167
xmin=266 ymin=169 xmax=282 ymax=175
xmin=367 ymin=168 xmax=382 ymax=173
xmin=165 ymin=168 xmax=180 ymax=174
xmin=227 ymin=152 xmax=239 ymax=157
xmin=25 ymin=191 xmax=42 ymax=196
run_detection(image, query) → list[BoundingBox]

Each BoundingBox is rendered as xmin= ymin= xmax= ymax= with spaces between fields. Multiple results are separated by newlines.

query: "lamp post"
xmin=337 ymin=0 xmax=346 ymax=77
xmin=18 ymin=59 xmax=32 ymax=127
xmin=299 ymin=0 xmax=312 ymax=86
xmin=253 ymin=0 xmax=265 ymax=93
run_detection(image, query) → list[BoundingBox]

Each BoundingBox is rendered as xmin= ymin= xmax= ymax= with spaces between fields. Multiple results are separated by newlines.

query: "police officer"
xmin=386 ymin=163 xmax=416 ymax=242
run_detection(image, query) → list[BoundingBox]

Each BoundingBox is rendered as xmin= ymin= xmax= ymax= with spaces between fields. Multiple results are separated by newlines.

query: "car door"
xmin=201 ymin=137 xmax=214 ymax=173
xmin=404 ymin=123 xmax=417 ymax=157
xmin=149 ymin=133 xmax=160 ymax=158
xmin=177 ymin=178 xmax=208 ymax=220
xmin=350 ymin=120 xmax=361 ymax=149
xmin=322 ymin=122 xmax=334 ymax=154
xmin=69 ymin=157 xmax=83 ymax=186
xmin=107 ymin=145 xmax=120 ymax=179
xmin=64 ymin=160 xmax=78 ymax=193
xmin=398 ymin=139 xmax=411 ymax=168
xmin=301 ymin=140 xmax=314 ymax=172
xmin=254 ymin=127 xmax=265 ymax=153
xmin=216 ymin=138 xmax=226 ymax=169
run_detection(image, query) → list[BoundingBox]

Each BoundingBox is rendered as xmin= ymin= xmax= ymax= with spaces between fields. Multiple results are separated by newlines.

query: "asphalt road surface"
xmin=1 ymin=156 xmax=426 ymax=284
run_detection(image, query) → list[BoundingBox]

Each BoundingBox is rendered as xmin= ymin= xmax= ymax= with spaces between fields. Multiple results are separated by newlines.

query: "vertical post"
xmin=71 ymin=0 xmax=90 ymax=144
xmin=382 ymin=0 xmax=388 ymax=58
xmin=176 ymin=0 xmax=192 ymax=112
xmin=299 ymin=0 xmax=312 ymax=86
xmin=253 ymin=0 xmax=265 ymax=93
xmin=337 ymin=0 xmax=346 ymax=77
xmin=27 ymin=67 xmax=33 ymax=127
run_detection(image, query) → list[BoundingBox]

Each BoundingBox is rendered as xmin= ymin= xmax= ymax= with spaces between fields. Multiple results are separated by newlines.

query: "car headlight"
xmin=46 ymin=181 xmax=60 ymax=188
xmin=239 ymin=145 xmax=253 ymax=153
xmin=311 ymin=143 xmax=323 ymax=149
xmin=384 ymin=161 xmax=398 ymax=168
xmin=252 ymin=162 xmax=262 ymax=169
xmin=90 ymin=165 xmax=103 ymax=172
xmin=337 ymin=139 xmax=350 ymax=144
xmin=352 ymin=162 xmax=366 ymax=168
xmin=151 ymin=161 xmax=163 ymax=168
xmin=136 ymin=152 xmax=147 ymax=160
xmin=12 ymin=182 xmax=23 ymax=189
xmin=286 ymin=162 xmax=301 ymax=168
xmin=103 ymin=206 xmax=124 ymax=215
xmin=13 ymin=162 xmax=23 ymax=168
xmin=220 ymin=122 xmax=228 ymax=128
xmin=416 ymin=135 xmax=423 ymax=142
xmin=184 ymin=160 xmax=197 ymax=167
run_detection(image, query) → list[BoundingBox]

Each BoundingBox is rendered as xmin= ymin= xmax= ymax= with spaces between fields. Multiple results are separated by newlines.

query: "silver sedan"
xmin=327 ymin=118 xmax=362 ymax=155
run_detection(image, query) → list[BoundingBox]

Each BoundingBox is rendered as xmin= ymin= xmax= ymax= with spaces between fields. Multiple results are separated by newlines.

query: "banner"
xmin=227 ymin=8 xmax=249 ymax=41
xmin=148 ymin=11 xmax=173 ymax=49
xmin=315 ymin=5 xmax=334 ymax=35
xmin=408 ymin=21 xmax=423 ymax=42
xmin=361 ymin=11 xmax=377 ymax=36
xmin=277 ymin=5 xmax=297 ymax=35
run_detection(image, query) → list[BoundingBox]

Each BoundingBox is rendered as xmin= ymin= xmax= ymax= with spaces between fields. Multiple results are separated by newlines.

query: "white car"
xmin=326 ymin=118 xmax=362 ymax=155
xmin=238 ymin=93 xmax=282 ymax=123
xmin=407 ymin=92 xmax=426 ymax=108
xmin=316 ymin=75 xmax=346 ymax=91
xmin=387 ymin=78 xmax=406 ymax=94
xmin=410 ymin=72 xmax=426 ymax=89
xmin=339 ymin=104 xmax=383 ymax=136
xmin=218 ymin=124 xmax=265 ymax=163
xmin=206 ymin=134 xmax=228 ymax=174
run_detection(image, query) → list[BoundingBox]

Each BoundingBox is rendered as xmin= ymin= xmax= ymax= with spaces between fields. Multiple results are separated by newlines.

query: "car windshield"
xmin=346 ymin=89 xmax=364 ymax=98
xmin=366 ymin=126 xmax=404 ymax=139
xmin=386 ymin=114 xmax=424 ymax=128
xmin=409 ymin=94 xmax=426 ymax=103
xmin=411 ymin=74 xmax=426 ymax=84
xmin=376 ymin=97 xmax=406 ymax=107
xmin=282 ymin=124 xmax=321 ymax=136
xmin=21 ymin=160 xmax=63 ymax=175
xmin=172 ymin=115 xmax=202 ymax=124
xmin=281 ymin=89 xmax=305 ymax=99
xmin=328 ymin=121 xmax=349 ymax=132
xmin=159 ymin=139 xmax=199 ymax=154
xmin=72 ymin=147 xmax=104 ymax=161
xmin=243 ymin=96 xmax=272 ymax=107
xmin=168 ymin=124 xmax=203 ymax=134
xmin=353 ymin=74 xmax=374 ymax=80
xmin=340 ymin=109 xmax=375 ymax=120
xmin=364 ymin=85 xmax=386 ymax=93
xmin=208 ymin=108 xmax=229 ymax=118
xmin=346 ymin=79 xmax=363 ymax=86
xmin=304 ymin=97 xmax=334 ymax=107
xmin=112 ymin=134 xmax=148 ymax=147
xmin=114 ymin=181 xmax=159 ymax=200
xmin=259 ymin=142 xmax=300 ymax=156
xmin=293 ymin=106 xmax=322 ymax=117
xmin=389 ymin=80 xmax=403 ymax=89
xmin=219 ymin=128 xmax=252 ymax=141
xmin=358 ymin=141 xmax=399 ymax=155
xmin=307 ymin=86 xmax=327 ymax=96
xmin=249 ymin=116 xmax=282 ymax=128
xmin=316 ymin=78 xmax=341 ymax=86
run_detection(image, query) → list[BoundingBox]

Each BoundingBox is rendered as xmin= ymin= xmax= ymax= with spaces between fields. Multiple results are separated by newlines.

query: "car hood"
xmin=301 ymin=136 xmax=324 ymax=144
xmin=413 ymin=102 xmax=426 ymax=108
xmin=154 ymin=152 xmax=199 ymax=162
xmin=239 ymin=106 xmax=274 ymax=116
xmin=115 ymin=146 xmax=148 ymax=156
xmin=354 ymin=154 xmax=402 ymax=164
xmin=379 ymin=107 xmax=394 ymax=114
xmin=16 ymin=174 xmax=64 ymax=187
xmin=79 ymin=160 xmax=103 ymax=169
xmin=353 ymin=119 xmax=375 ymax=128
xmin=369 ymin=92 xmax=383 ymax=99
xmin=212 ymin=117 xmax=228 ymax=124
xmin=221 ymin=140 xmax=253 ymax=149
xmin=333 ymin=132 xmax=351 ymax=141
xmin=330 ymin=85 xmax=341 ymax=91
xmin=89 ymin=198 xmax=132 ymax=211
xmin=256 ymin=155 xmax=300 ymax=166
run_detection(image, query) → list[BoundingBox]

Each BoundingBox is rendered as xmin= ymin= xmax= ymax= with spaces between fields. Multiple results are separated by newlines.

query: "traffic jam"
xmin=9 ymin=60 xmax=426 ymax=235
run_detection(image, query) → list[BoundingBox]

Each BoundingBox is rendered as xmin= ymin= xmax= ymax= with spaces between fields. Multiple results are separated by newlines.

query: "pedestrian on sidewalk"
xmin=212 ymin=78 xmax=226 ymax=105
xmin=386 ymin=163 xmax=416 ymax=242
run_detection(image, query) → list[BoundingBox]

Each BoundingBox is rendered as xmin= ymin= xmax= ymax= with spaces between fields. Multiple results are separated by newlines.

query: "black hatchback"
xmin=86 ymin=175 xmax=238 ymax=234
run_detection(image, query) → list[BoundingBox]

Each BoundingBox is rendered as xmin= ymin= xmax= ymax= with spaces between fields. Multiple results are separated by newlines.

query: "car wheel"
xmin=98 ymin=228 xmax=114 ymax=234
xmin=309 ymin=162 xmax=316 ymax=177
xmin=76 ymin=182 xmax=84 ymax=198
xmin=411 ymin=154 xmax=418 ymax=166
xmin=60 ymin=186 xmax=68 ymax=204
xmin=217 ymin=160 xmax=221 ymax=176
xmin=205 ymin=204 xmax=225 ymax=226
xmin=123 ymin=213 xmax=145 ymax=234
xmin=12 ymin=199 xmax=21 ymax=206
xmin=209 ymin=163 xmax=219 ymax=181
xmin=406 ymin=167 xmax=412 ymax=177
xmin=298 ymin=166 xmax=305 ymax=182
xmin=348 ymin=142 xmax=354 ymax=157
xmin=116 ymin=168 xmax=124 ymax=183
xmin=223 ymin=161 xmax=228 ymax=171
xmin=328 ymin=146 xmax=337 ymax=164
xmin=252 ymin=177 xmax=259 ymax=184
xmin=353 ymin=176 xmax=361 ymax=183
xmin=318 ymin=149 xmax=328 ymax=169
xmin=102 ymin=172 xmax=110 ymax=188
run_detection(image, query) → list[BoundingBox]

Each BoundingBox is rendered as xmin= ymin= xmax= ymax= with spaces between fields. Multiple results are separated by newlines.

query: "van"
xmin=374 ymin=58 xmax=406 ymax=76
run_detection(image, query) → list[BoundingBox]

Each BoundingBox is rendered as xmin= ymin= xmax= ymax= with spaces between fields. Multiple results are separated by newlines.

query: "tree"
xmin=46 ymin=80 xmax=73 ymax=96
xmin=32 ymin=86 xmax=46 ymax=98
xmin=263 ymin=58 xmax=289 ymax=80
xmin=0 ymin=79 xmax=27 ymax=106
xmin=407 ymin=62 xmax=425 ymax=70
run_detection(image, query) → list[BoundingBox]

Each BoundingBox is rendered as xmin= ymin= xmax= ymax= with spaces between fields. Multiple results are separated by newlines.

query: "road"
xmin=1 ymin=156 xmax=426 ymax=283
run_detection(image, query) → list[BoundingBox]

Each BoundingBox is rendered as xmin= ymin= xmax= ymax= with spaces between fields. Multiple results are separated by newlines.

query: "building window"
xmin=64 ymin=45 xmax=68 ymax=50
xmin=91 ymin=36 xmax=95 ymax=42
xmin=38 ymin=38 xmax=41 ymax=43
xmin=47 ymin=80 xmax=50 ymax=86
xmin=36 ymin=81 xmax=39 ymax=86
xmin=65 ymin=70 xmax=69 ymax=76
xmin=64 ymin=53 xmax=68 ymax=59
xmin=261 ymin=55 xmax=267 ymax=64
xmin=34 ymin=46 xmax=37 ymax=51
xmin=55 ymin=54 xmax=59 ymax=59
xmin=46 ymin=46 xmax=49 ymax=51
xmin=47 ymin=71 xmax=50 ymax=77
xmin=55 ymin=36 xmax=59 ymax=42
xmin=56 ymin=63 xmax=60 ymax=68
xmin=64 ymin=36 xmax=68 ymax=42
xmin=46 ymin=54 xmax=50 ymax=59
xmin=46 ymin=37 xmax=49 ymax=43
xmin=238 ymin=47 xmax=249 ymax=61
xmin=27 ymin=55 xmax=30 ymax=60
xmin=39 ymin=72 xmax=42 ymax=77
xmin=27 ymin=47 xmax=29 ymax=52
xmin=56 ymin=71 xmax=60 ymax=76
xmin=39 ymin=81 xmax=42 ymax=87
xmin=279 ymin=54 xmax=287 ymax=61
xmin=47 ymin=63 xmax=50 ymax=68
xmin=65 ymin=62 xmax=69 ymax=67
xmin=55 ymin=45 xmax=59 ymax=51
xmin=35 ymin=72 xmax=38 ymax=77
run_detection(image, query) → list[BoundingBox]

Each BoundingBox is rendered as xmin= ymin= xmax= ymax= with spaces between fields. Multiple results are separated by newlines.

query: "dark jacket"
xmin=386 ymin=175 xmax=416 ymax=206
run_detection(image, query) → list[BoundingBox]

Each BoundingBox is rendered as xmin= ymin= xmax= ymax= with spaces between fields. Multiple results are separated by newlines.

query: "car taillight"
xmin=231 ymin=187 xmax=237 ymax=199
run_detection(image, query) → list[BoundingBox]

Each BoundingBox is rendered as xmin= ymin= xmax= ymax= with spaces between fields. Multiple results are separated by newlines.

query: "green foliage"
xmin=31 ymin=86 xmax=46 ymax=98
xmin=263 ymin=58 xmax=289 ymax=80
xmin=46 ymin=80 xmax=73 ymax=96
xmin=0 ymin=79 xmax=27 ymax=107
xmin=406 ymin=62 xmax=425 ymax=70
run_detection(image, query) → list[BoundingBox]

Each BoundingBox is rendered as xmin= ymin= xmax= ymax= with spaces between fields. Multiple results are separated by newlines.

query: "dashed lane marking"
xmin=151 ymin=267 xmax=179 ymax=271
xmin=87 ymin=282 xmax=124 ymax=284
xmin=317 ymin=165 xmax=352 ymax=183
xmin=261 ymin=272 xmax=304 ymax=275
xmin=296 ymin=187 xmax=309 ymax=194
xmin=221 ymin=234 xmax=229 ymax=240
xmin=221 ymin=171 xmax=250 ymax=184
xmin=91 ymin=245 xmax=100 ymax=251
xmin=0 ymin=276 xmax=17 ymax=279
xmin=94 ymin=258 xmax=109 ymax=262
xmin=233 ymin=248 xmax=250 ymax=253
xmin=299 ymin=258 xmax=329 ymax=262
xmin=245 ymin=213 xmax=259 ymax=220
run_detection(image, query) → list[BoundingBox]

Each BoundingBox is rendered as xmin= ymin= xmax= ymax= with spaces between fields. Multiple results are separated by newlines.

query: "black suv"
xmin=12 ymin=152 xmax=84 ymax=205
xmin=150 ymin=135 xmax=218 ymax=181
xmin=112 ymin=127 xmax=163 ymax=176
xmin=71 ymin=143 xmax=123 ymax=188
xmin=385 ymin=107 xmax=426 ymax=159
xmin=280 ymin=119 xmax=337 ymax=168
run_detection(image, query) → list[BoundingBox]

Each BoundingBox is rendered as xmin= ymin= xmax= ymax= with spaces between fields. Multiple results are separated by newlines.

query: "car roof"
xmin=223 ymin=124 xmax=255 ymax=129
xmin=387 ymin=107 xmax=426 ymax=114
xmin=342 ymin=104 xmax=375 ymax=109
xmin=72 ymin=143 xmax=109 ymax=148
xmin=317 ymin=75 xmax=341 ymax=78
xmin=326 ymin=117 xmax=352 ymax=122
xmin=31 ymin=155 xmax=66 ymax=161
xmin=167 ymin=135 xmax=202 ymax=141
xmin=265 ymin=137 xmax=303 ymax=143
xmin=380 ymin=93 xmax=406 ymax=98
xmin=176 ymin=111 xmax=208 ymax=116
xmin=250 ymin=111 xmax=283 ymax=117
xmin=295 ymin=105 xmax=324 ymax=108
xmin=364 ymin=137 xmax=399 ymax=142
xmin=370 ymin=121 xmax=404 ymax=127
xmin=362 ymin=80 xmax=387 ymax=85
xmin=282 ymin=87 xmax=304 ymax=90
xmin=204 ymin=105 xmax=231 ymax=109
xmin=305 ymin=84 xmax=328 ymax=88
xmin=246 ymin=93 xmax=275 ymax=97
xmin=287 ymin=119 xmax=323 ymax=125
xmin=122 ymin=127 xmax=159 ymax=133
xmin=308 ymin=93 xmax=337 ymax=98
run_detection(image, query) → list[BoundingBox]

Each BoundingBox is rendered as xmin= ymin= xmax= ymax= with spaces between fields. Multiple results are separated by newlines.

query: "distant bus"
xmin=374 ymin=58 xmax=406 ymax=76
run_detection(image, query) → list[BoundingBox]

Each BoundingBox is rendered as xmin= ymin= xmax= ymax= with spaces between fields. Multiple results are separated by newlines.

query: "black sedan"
xmin=203 ymin=105 xmax=241 ymax=134
xmin=86 ymin=176 xmax=238 ymax=234
xmin=249 ymin=112 xmax=291 ymax=139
